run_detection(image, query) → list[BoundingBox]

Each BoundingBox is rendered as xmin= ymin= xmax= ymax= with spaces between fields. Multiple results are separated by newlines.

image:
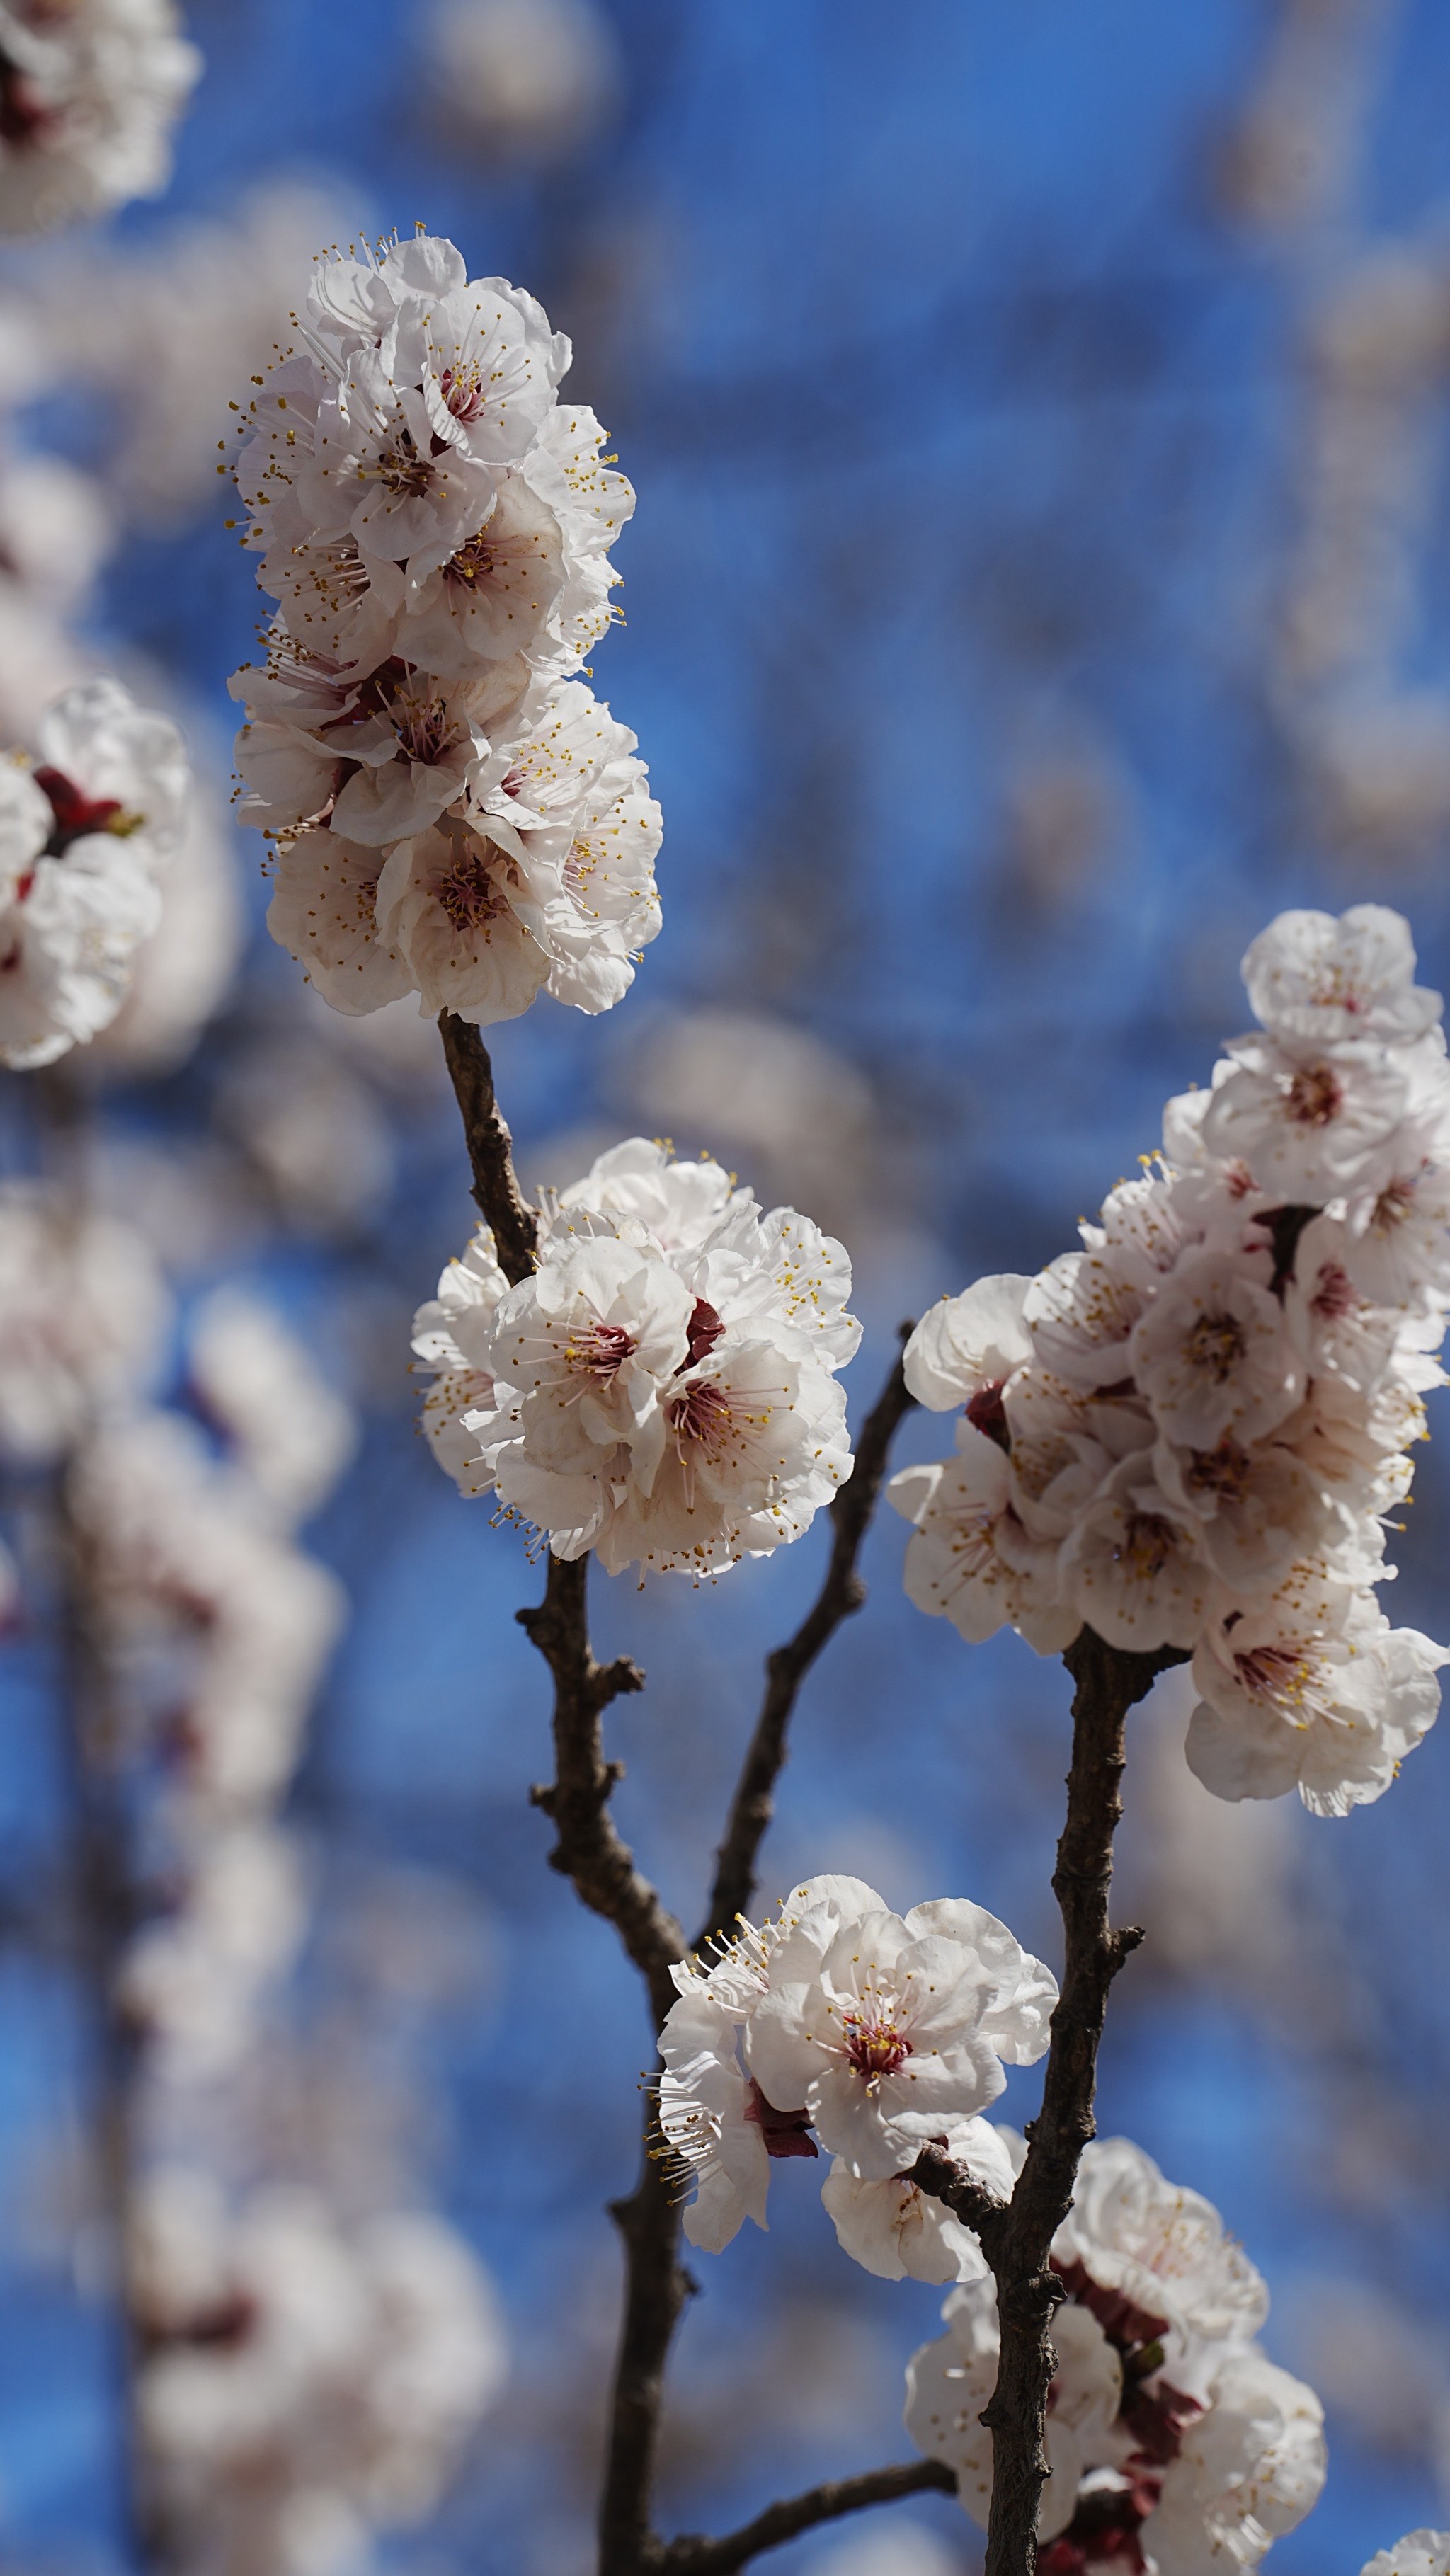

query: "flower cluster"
xmin=656 ymin=1871 xmax=1054 ymax=2259
xmin=892 ymin=904 xmax=1450 ymax=1814
xmin=130 ymin=2170 xmax=506 ymax=2576
xmin=413 ymin=1138 xmax=860 ymax=1576
xmin=0 ymin=0 xmax=200 ymax=234
xmin=227 ymin=229 xmax=661 ymax=1032
xmin=0 ymin=677 xmax=190 ymax=1069
xmin=906 ymin=2134 xmax=1325 ymax=2575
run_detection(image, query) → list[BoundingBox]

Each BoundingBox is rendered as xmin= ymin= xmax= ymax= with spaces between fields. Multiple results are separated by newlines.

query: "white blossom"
xmin=820 ymin=2115 xmax=1014 ymax=2284
xmin=0 ymin=677 xmax=189 ymax=1068
xmin=413 ymin=1140 xmax=858 ymax=1576
xmin=426 ymin=0 xmax=622 ymax=161
xmin=744 ymin=1886 xmax=1055 ymax=2181
xmin=0 ymin=0 xmax=200 ymax=236
xmin=119 ymin=1824 xmax=308 ymax=2085
xmin=0 ymin=1181 xmax=169 ymax=1465
xmin=132 ymin=2174 xmax=505 ymax=2572
xmin=1361 ymin=2538 xmax=1450 ymax=2576
xmin=227 ymin=232 xmax=656 ymax=1038
xmin=188 ymin=1290 xmax=356 ymax=1532
xmin=893 ymin=904 xmax=1450 ymax=1813
xmin=906 ymin=2134 xmax=1324 ymax=2570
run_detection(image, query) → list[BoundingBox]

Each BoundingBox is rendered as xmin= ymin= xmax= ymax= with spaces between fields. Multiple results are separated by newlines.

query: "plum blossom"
xmin=0 ymin=677 xmax=190 ymax=1067
xmin=655 ymin=1876 xmax=1053 ymax=2254
xmin=412 ymin=1139 xmax=858 ymax=1576
xmin=0 ymin=0 xmax=201 ymax=236
xmin=906 ymin=2134 xmax=1325 ymax=2572
xmin=892 ymin=903 xmax=1450 ymax=1815
xmin=227 ymin=231 xmax=658 ymax=1038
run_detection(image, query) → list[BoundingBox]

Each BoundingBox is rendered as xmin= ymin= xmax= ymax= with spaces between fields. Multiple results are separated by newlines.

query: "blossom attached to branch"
xmin=227 ymin=231 xmax=661 ymax=1035
xmin=656 ymin=1873 xmax=1055 ymax=2253
xmin=906 ymin=2134 xmax=1325 ymax=2575
xmin=413 ymin=1138 xmax=860 ymax=1576
xmin=891 ymin=903 xmax=1450 ymax=1814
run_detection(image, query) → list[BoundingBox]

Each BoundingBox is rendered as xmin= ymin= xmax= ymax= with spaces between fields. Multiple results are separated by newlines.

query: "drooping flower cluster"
xmin=0 ymin=0 xmax=200 ymax=235
xmin=0 ymin=676 xmax=190 ymax=1068
xmin=906 ymin=2134 xmax=1325 ymax=2575
xmin=227 ymin=229 xmax=661 ymax=1032
xmin=413 ymin=1138 xmax=859 ymax=1576
xmin=891 ymin=905 xmax=1450 ymax=1814
xmin=656 ymin=1872 xmax=1054 ymax=2259
xmin=130 ymin=2170 xmax=506 ymax=2576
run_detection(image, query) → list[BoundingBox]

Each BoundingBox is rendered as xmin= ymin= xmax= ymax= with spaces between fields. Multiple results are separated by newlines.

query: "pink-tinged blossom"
xmin=0 ymin=0 xmax=200 ymax=236
xmin=412 ymin=1141 xmax=857 ymax=1577
xmin=0 ymin=677 xmax=189 ymax=1068
xmin=227 ymin=233 xmax=654 ymax=1037
xmin=907 ymin=2134 xmax=1324 ymax=2570
xmin=895 ymin=904 xmax=1450 ymax=1813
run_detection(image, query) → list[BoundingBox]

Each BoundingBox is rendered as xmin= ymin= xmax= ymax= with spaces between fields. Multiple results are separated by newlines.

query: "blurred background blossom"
xmin=4 ymin=2 xmax=1450 ymax=2571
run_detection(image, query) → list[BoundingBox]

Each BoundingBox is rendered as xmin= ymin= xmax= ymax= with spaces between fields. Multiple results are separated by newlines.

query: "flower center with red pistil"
xmin=34 ymin=765 xmax=136 ymax=860
xmin=1371 ymin=1173 xmax=1419 ymax=1240
xmin=1235 ymin=1640 xmax=1311 ymax=1710
xmin=1285 ymin=1061 xmax=1342 ymax=1128
xmin=571 ymin=1321 xmax=635 ymax=1380
xmin=840 ymin=2004 xmax=913 ymax=2083
xmin=668 ymin=1378 xmax=732 ymax=1448
xmin=435 ymin=847 xmax=503 ymax=934
xmin=683 ymin=1298 xmax=725 ymax=1369
xmin=438 ymin=362 xmax=487 ymax=425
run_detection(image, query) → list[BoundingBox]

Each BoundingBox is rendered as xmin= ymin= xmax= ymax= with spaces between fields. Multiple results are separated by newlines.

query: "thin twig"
xmin=658 ymin=2461 xmax=957 ymax=2574
xmin=438 ymin=1012 xmax=539 ymax=1285
xmin=516 ymin=1553 xmax=690 ymax=2576
xmin=912 ymin=1626 xmax=1187 ymax=2576
xmin=696 ymin=1331 xmax=916 ymax=1949
xmin=520 ymin=1556 xmax=686 ymax=2025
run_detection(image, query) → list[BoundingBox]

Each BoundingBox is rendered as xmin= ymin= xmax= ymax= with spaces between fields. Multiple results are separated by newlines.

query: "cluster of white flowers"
xmin=130 ymin=2169 xmax=506 ymax=2576
xmin=0 ymin=677 xmax=190 ymax=1069
xmin=413 ymin=1138 xmax=859 ymax=1576
xmin=906 ymin=2134 xmax=1325 ymax=2575
xmin=0 ymin=0 xmax=199 ymax=234
xmin=655 ymin=1871 xmax=1054 ymax=2258
xmin=227 ymin=229 xmax=661 ymax=1034
xmin=892 ymin=905 xmax=1450 ymax=1814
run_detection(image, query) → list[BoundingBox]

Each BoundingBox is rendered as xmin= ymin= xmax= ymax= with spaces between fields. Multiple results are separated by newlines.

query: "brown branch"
xmin=438 ymin=1012 xmax=539 ymax=1286
xmin=911 ymin=1626 xmax=1187 ymax=2576
xmin=658 ymin=2461 xmax=957 ymax=2575
xmin=517 ymin=1553 xmax=692 ymax=2576
xmin=696 ymin=1331 xmax=917 ymax=1949
xmin=520 ymin=1555 xmax=686 ymax=2026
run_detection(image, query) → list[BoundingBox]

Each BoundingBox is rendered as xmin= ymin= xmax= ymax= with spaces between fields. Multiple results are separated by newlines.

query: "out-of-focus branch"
xmin=658 ymin=2460 xmax=957 ymax=2573
xmin=520 ymin=1556 xmax=685 ymax=2027
xmin=696 ymin=1331 xmax=916 ymax=1949
xmin=438 ymin=1012 xmax=539 ymax=1286
xmin=913 ymin=1627 xmax=1187 ymax=2576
